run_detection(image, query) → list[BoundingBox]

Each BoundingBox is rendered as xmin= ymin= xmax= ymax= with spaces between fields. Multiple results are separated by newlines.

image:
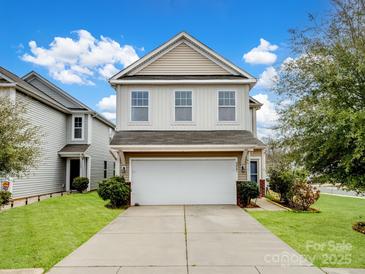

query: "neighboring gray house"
xmin=0 ymin=67 xmax=116 ymax=198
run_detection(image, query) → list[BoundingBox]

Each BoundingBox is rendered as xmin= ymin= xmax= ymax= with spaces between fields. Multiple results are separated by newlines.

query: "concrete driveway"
xmin=49 ymin=205 xmax=323 ymax=274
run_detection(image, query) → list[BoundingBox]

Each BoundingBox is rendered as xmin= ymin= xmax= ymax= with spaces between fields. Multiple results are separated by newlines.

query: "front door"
xmin=70 ymin=159 xmax=80 ymax=189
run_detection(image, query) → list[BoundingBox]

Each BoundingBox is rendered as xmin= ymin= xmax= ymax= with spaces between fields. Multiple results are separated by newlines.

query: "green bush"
xmin=0 ymin=190 xmax=11 ymax=206
xmin=97 ymin=176 xmax=130 ymax=208
xmin=268 ymin=169 xmax=294 ymax=204
xmin=288 ymin=181 xmax=320 ymax=211
xmin=71 ymin=177 xmax=89 ymax=193
xmin=237 ymin=181 xmax=260 ymax=207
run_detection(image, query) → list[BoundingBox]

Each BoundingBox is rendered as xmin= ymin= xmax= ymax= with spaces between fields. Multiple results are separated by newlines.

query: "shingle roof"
xmin=110 ymin=130 xmax=265 ymax=146
xmin=58 ymin=144 xmax=90 ymax=153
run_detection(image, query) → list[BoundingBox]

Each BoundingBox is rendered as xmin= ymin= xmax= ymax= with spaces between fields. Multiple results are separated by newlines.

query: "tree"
xmin=0 ymin=97 xmax=42 ymax=178
xmin=275 ymin=0 xmax=365 ymax=192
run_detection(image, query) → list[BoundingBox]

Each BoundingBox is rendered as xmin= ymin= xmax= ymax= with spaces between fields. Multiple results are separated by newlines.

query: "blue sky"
xmin=0 ymin=0 xmax=330 ymax=136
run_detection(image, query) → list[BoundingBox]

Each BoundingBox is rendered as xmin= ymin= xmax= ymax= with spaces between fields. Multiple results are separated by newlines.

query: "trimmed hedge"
xmin=237 ymin=181 xmax=260 ymax=207
xmin=71 ymin=177 xmax=89 ymax=193
xmin=97 ymin=176 xmax=130 ymax=208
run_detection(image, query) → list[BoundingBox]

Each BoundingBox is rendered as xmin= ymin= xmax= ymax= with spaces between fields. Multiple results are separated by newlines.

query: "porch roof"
xmin=58 ymin=144 xmax=90 ymax=157
xmin=110 ymin=130 xmax=265 ymax=148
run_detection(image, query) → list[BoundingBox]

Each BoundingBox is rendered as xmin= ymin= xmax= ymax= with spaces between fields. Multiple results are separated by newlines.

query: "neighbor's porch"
xmin=58 ymin=144 xmax=91 ymax=191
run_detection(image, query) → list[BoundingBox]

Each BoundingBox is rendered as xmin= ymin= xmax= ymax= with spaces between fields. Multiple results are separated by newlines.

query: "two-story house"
xmin=0 ymin=67 xmax=116 ymax=198
xmin=109 ymin=32 xmax=266 ymax=205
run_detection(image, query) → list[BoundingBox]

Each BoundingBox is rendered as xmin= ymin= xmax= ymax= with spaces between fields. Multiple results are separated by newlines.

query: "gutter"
xmin=109 ymin=79 xmax=257 ymax=85
xmin=110 ymin=144 xmax=266 ymax=152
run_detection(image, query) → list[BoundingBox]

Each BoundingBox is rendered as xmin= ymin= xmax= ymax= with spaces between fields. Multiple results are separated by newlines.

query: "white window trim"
xmin=172 ymin=90 xmax=195 ymax=125
xmin=72 ymin=115 xmax=84 ymax=141
xmin=216 ymin=90 xmax=238 ymax=124
xmin=129 ymin=90 xmax=151 ymax=125
xmin=247 ymin=157 xmax=261 ymax=183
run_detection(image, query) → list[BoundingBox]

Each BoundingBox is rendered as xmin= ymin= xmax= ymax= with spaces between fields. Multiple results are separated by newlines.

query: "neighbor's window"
xmin=250 ymin=160 xmax=258 ymax=183
xmin=175 ymin=91 xmax=192 ymax=122
xmin=104 ymin=161 xmax=107 ymax=178
xmin=218 ymin=91 xmax=236 ymax=121
xmin=131 ymin=91 xmax=149 ymax=121
xmin=113 ymin=162 xmax=116 ymax=176
xmin=73 ymin=116 xmax=83 ymax=139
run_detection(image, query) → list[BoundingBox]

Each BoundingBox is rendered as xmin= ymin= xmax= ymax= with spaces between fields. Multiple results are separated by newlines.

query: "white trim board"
xmin=129 ymin=157 xmax=238 ymax=182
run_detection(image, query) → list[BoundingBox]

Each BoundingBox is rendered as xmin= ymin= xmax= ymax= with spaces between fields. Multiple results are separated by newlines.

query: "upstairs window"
xmin=218 ymin=91 xmax=236 ymax=122
xmin=131 ymin=91 xmax=149 ymax=121
xmin=73 ymin=116 xmax=83 ymax=140
xmin=175 ymin=91 xmax=192 ymax=122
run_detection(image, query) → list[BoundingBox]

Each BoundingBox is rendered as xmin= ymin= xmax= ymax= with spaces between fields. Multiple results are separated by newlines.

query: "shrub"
xmin=97 ymin=176 xmax=130 ymax=208
xmin=288 ymin=181 xmax=320 ymax=211
xmin=0 ymin=190 xmax=11 ymax=206
xmin=237 ymin=181 xmax=260 ymax=207
xmin=268 ymin=168 xmax=294 ymax=204
xmin=72 ymin=177 xmax=89 ymax=193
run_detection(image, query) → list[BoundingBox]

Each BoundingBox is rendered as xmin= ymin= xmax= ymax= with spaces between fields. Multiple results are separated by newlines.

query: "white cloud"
xmin=101 ymin=112 xmax=116 ymax=121
xmin=21 ymin=30 xmax=139 ymax=85
xmin=97 ymin=94 xmax=116 ymax=111
xmin=243 ymin=38 xmax=278 ymax=65
xmin=256 ymin=66 xmax=278 ymax=89
xmin=97 ymin=94 xmax=116 ymax=121
xmin=253 ymin=93 xmax=278 ymax=138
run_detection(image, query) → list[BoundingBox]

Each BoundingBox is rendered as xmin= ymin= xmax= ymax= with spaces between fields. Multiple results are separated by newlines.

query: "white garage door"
xmin=131 ymin=158 xmax=237 ymax=205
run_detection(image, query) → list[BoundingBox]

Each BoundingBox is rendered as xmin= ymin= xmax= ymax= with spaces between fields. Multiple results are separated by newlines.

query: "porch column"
xmin=115 ymin=152 xmax=121 ymax=176
xmin=246 ymin=150 xmax=251 ymax=181
xmin=118 ymin=150 xmax=127 ymax=175
xmin=261 ymin=149 xmax=266 ymax=180
xmin=65 ymin=159 xmax=70 ymax=191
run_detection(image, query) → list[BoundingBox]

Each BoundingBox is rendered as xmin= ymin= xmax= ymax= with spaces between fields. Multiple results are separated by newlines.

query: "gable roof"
xmin=0 ymin=67 xmax=70 ymax=113
xmin=110 ymin=32 xmax=256 ymax=85
xmin=21 ymin=71 xmax=115 ymax=128
xmin=23 ymin=71 xmax=88 ymax=110
xmin=0 ymin=67 xmax=114 ymax=128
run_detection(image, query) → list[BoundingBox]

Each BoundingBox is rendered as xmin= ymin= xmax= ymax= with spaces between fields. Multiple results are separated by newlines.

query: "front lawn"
xmin=0 ymin=192 xmax=122 ymax=271
xmin=250 ymin=194 xmax=365 ymax=268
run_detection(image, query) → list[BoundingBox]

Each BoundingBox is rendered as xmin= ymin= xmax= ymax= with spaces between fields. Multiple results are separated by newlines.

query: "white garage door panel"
xmin=131 ymin=159 xmax=236 ymax=205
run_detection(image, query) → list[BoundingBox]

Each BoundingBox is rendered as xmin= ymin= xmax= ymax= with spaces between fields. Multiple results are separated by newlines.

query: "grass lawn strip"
xmin=250 ymin=194 xmax=365 ymax=268
xmin=0 ymin=192 xmax=122 ymax=271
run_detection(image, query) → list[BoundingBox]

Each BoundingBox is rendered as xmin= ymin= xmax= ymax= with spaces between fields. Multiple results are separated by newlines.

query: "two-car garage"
xmin=130 ymin=158 xmax=237 ymax=205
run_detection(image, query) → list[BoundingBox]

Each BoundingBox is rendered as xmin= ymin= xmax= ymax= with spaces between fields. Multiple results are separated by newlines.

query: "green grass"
xmin=250 ymin=194 xmax=365 ymax=268
xmin=0 ymin=192 xmax=122 ymax=271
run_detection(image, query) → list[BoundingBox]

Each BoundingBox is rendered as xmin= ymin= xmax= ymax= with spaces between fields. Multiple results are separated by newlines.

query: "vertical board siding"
xmin=88 ymin=118 xmax=115 ymax=189
xmin=12 ymin=93 xmax=67 ymax=198
xmin=117 ymin=84 xmax=250 ymax=131
xmin=135 ymin=43 xmax=230 ymax=75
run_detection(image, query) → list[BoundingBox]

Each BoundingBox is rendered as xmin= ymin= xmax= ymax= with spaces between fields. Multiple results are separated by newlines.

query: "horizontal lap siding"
xmin=88 ymin=118 xmax=115 ymax=189
xmin=122 ymin=152 xmax=249 ymax=183
xmin=136 ymin=43 xmax=230 ymax=75
xmin=13 ymin=93 xmax=67 ymax=198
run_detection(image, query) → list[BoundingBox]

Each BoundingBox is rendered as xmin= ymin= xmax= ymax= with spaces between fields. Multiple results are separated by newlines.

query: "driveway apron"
xmin=49 ymin=205 xmax=324 ymax=274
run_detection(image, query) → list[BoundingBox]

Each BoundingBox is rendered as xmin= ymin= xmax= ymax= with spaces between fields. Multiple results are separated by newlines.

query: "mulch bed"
xmin=353 ymin=221 xmax=365 ymax=234
xmin=245 ymin=202 xmax=260 ymax=208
